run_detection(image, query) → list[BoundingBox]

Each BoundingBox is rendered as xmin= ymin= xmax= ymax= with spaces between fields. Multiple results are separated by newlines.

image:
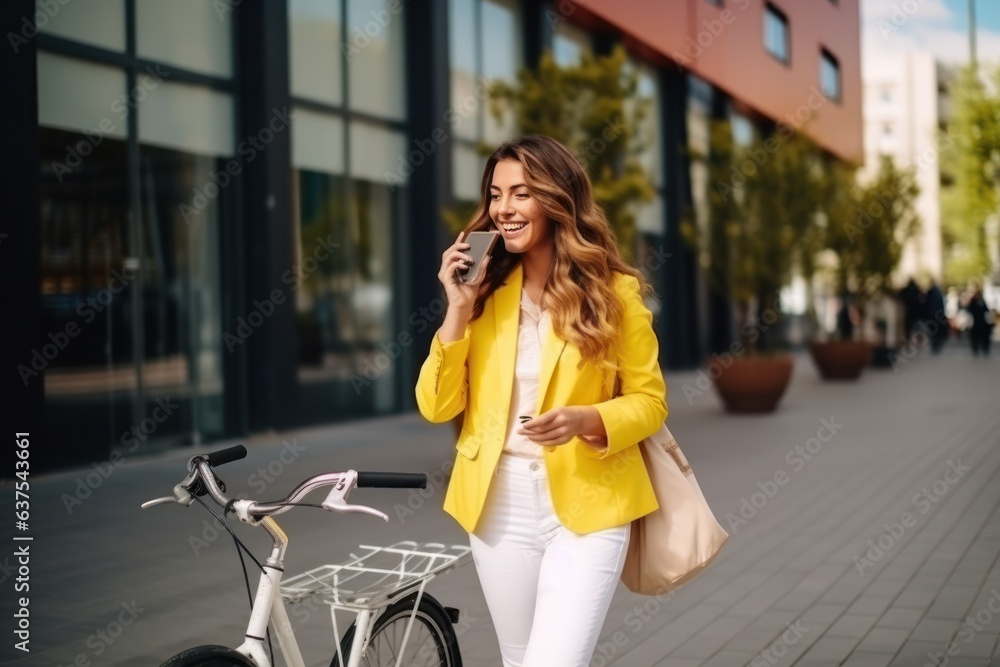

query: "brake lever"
xmin=141 ymin=484 xmax=194 ymax=509
xmin=321 ymin=470 xmax=389 ymax=522
xmin=324 ymin=501 xmax=390 ymax=522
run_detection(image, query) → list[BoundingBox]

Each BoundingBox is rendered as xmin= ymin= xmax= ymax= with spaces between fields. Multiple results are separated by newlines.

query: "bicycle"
xmin=142 ymin=444 xmax=471 ymax=667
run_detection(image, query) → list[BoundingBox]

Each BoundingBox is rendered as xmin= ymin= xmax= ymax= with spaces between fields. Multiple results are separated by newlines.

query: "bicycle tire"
xmin=159 ymin=644 xmax=255 ymax=666
xmin=330 ymin=592 xmax=461 ymax=667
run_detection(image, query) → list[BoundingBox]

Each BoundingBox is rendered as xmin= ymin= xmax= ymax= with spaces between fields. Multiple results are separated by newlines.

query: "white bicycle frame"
xmin=144 ymin=463 xmax=469 ymax=667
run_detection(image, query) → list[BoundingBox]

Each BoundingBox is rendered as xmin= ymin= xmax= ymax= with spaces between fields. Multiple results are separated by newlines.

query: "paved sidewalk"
xmin=2 ymin=344 xmax=998 ymax=666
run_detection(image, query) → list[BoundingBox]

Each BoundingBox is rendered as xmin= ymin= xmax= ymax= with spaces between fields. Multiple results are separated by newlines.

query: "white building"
xmin=861 ymin=51 xmax=944 ymax=284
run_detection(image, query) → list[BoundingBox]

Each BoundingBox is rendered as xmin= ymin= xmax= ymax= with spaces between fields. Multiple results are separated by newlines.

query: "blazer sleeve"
xmin=415 ymin=323 xmax=472 ymax=423
xmin=579 ymin=274 xmax=668 ymax=460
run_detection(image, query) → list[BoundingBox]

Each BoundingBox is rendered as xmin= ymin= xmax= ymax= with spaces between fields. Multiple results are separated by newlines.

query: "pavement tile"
xmin=796 ymin=636 xmax=860 ymax=662
xmin=912 ymin=618 xmax=960 ymax=643
xmin=826 ymin=614 xmax=880 ymax=638
xmin=958 ymin=630 xmax=1000 ymax=659
xmin=840 ymin=652 xmax=895 ymax=667
xmin=888 ymin=640 xmax=944 ymax=666
xmin=854 ymin=627 xmax=910 ymax=654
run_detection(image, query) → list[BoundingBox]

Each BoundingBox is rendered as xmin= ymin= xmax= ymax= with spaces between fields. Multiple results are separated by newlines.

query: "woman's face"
xmin=488 ymin=159 xmax=551 ymax=255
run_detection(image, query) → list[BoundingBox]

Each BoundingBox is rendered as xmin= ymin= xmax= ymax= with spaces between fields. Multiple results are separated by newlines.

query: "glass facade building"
xmin=3 ymin=0 xmax=859 ymax=472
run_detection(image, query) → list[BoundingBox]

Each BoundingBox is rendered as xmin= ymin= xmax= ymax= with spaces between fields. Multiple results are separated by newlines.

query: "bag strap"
xmin=614 ymin=374 xmax=693 ymax=477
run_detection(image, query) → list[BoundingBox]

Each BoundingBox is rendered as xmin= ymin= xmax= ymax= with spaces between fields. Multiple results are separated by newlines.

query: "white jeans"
xmin=468 ymin=452 xmax=631 ymax=667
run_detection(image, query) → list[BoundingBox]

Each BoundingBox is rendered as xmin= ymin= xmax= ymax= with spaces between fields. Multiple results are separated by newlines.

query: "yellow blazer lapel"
xmin=494 ymin=263 xmax=522 ymax=419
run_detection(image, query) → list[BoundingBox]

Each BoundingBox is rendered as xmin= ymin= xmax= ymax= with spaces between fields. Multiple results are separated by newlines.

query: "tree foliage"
xmin=682 ymin=120 xmax=826 ymax=351
xmin=820 ymin=156 xmax=920 ymax=336
xmin=940 ymin=64 xmax=1000 ymax=286
xmin=683 ymin=119 xmax=920 ymax=347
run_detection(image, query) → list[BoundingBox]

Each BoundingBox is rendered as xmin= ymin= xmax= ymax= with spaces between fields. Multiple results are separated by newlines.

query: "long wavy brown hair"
xmin=461 ymin=134 xmax=652 ymax=373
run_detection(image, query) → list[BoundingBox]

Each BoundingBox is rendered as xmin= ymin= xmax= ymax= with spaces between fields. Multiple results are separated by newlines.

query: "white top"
xmin=501 ymin=288 xmax=548 ymax=458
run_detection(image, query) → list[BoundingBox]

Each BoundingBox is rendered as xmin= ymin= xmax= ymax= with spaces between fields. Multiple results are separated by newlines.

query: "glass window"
xmin=687 ymin=76 xmax=714 ymax=234
xmin=37 ymin=53 xmax=127 ymax=139
xmin=347 ymin=0 xmax=406 ymax=119
xmin=37 ymin=48 xmax=232 ymax=456
xmin=449 ymin=0 xmax=479 ymax=140
xmin=764 ymin=4 xmax=790 ymax=63
xmin=290 ymin=168 xmax=349 ymax=373
xmin=36 ymin=0 xmax=126 ymax=52
xmin=136 ymin=143 xmax=228 ymax=442
xmin=38 ymin=124 xmax=133 ymax=457
xmin=289 ymin=0 xmax=344 ymax=106
xmin=635 ymin=63 xmax=663 ymax=188
xmin=286 ymin=0 xmax=409 ymax=420
xmin=452 ymin=144 xmax=485 ymax=202
xmin=636 ymin=195 xmax=664 ymax=236
xmin=730 ymin=111 xmax=754 ymax=148
xmin=290 ymin=123 xmax=404 ymax=415
xmin=138 ymin=80 xmax=234 ymax=158
xmin=449 ymin=0 xmax=522 ymax=162
xmin=136 ymin=0 xmax=232 ymax=77
xmin=480 ymin=0 xmax=521 ymax=145
xmin=480 ymin=0 xmax=521 ymax=81
xmin=349 ymin=122 xmax=406 ymax=183
xmin=292 ymin=108 xmax=346 ymax=175
xmin=820 ymin=49 xmax=841 ymax=101
xmin=553 ymin=22 xmax=592 ymax=67
xmin=633 ymin=60 xmax=666 ymax=290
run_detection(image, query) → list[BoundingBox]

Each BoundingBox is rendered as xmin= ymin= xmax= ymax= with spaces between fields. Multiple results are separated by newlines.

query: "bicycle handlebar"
xmin=357 ymin=472 xmax=427 ymax=489
xmin=204 ymin=444 xmax=247 ymax=467
xmin=142 ymin=445 xmax=428 ymax=524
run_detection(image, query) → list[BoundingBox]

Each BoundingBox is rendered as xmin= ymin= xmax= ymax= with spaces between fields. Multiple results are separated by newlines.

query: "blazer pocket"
xmin=456 ymin=427 xmax=482 ymax=460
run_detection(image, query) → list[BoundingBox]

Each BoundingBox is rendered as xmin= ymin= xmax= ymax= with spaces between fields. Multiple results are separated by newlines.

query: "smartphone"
xmin=458 ymin=231 xmax=500 ymax=284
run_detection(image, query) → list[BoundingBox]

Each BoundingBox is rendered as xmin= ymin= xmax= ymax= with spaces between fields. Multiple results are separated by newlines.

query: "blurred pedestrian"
xmin=925 ymin=282 xmax=947 ymax=354
xmin=836 ymin=291 xmax=857 ymax=341
xmin=415 ymin=135 xmax=666 ymax=667
xmin=964 ymin=286 xmax=993 ymax=357
xmin=898 ymin=278 xmax=924 ymax=345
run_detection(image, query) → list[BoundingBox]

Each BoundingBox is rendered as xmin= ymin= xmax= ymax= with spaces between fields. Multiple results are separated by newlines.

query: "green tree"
xmin=682 ymin=119 xmax=826 ymax=353
xmin=444 ymin=46 xmax=654 ymax=255
xmin=820 ymin=157 xmax=920 ymax=339
xmin=940 ymin=64 xmax=1000 ymax=286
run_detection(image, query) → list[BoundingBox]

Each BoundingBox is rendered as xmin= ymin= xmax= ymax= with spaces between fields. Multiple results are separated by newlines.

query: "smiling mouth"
xmin=501 ymin=221 xmax=527 ymax=233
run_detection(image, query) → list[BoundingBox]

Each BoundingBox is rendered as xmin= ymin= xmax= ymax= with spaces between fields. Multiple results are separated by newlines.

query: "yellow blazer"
xmin=415 ymin=263 xmax=668 ymax=534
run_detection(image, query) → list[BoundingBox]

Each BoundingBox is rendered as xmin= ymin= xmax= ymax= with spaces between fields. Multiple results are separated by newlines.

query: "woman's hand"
xmin=517 ymin=406 xmax=607 ymax=448
xmin=438 ymin=231 xmax=491 ymax=314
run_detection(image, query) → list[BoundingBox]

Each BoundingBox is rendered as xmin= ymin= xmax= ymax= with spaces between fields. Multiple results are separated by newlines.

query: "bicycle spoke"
xmin=411 ymin=628 xmax=438 ymax=666
xmin=362 ymin=614 xmax=446 ymax=667
xmin=381 ymin=623 xmax=401 ymax=666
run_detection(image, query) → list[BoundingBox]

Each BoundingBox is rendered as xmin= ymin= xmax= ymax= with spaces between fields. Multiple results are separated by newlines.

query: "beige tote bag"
xmin=620 ymin=422 xmax=729 ymax=595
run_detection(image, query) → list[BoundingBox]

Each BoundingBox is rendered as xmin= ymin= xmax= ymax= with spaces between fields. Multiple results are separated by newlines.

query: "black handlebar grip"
xmin=357 ymin=472 xmax=427 ymax=489
xmin=205 ymin=445 xmax=247 ymax=467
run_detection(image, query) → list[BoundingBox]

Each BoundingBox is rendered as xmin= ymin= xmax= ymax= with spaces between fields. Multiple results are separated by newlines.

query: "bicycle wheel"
xmin=331 ymin=592 xmax=461 ymax=667
xmin=160 ymin=644 xmax=254 ymax=666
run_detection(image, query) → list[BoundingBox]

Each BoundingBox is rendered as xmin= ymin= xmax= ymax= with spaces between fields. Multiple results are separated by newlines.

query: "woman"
xmin=415 ymin=135 xmax=667 ymax=666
